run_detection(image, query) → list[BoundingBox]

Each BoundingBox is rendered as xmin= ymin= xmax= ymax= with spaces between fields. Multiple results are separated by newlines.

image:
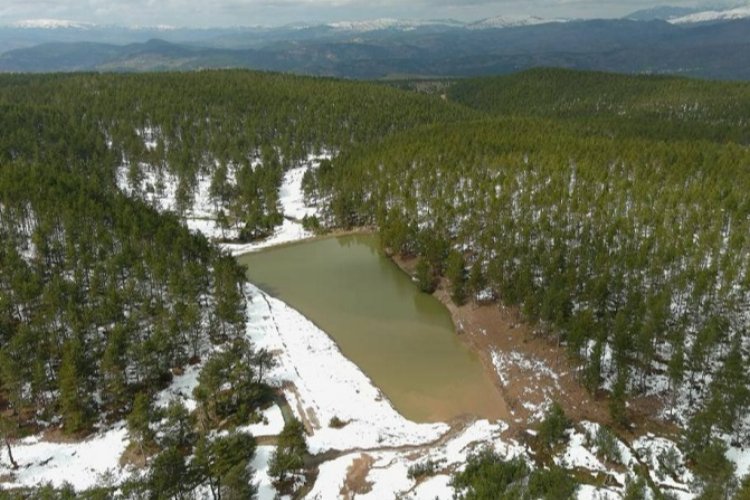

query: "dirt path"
xmin=304 ymin=416 xmax=481 ymax=468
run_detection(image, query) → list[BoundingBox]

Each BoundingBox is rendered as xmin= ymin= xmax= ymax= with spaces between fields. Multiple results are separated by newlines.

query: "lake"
xmin=238 ymin=233 xmax=507 ymax=422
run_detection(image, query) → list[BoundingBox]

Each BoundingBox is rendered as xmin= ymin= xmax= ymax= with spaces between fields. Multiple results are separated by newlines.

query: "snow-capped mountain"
xmin=10 ymin=18 xmax=94 ymax=29
xmin=324 ymin=16 xmax=564 ymax=32
xmin=132 ymin=24 xmax=178 ymax=31
xmin=670 ymin=4 xmax=750 ymax=23
xmin=326 ymin=18 xmax=463 ymax=32
xmin=467 ymin=15 xmax=566 ymax=30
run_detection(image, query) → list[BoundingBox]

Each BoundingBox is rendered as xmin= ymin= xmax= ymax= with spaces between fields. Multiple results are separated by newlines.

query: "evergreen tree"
xmin=158 ymin=400 xmax=196 ymax=453
xmin=445 ymin=251 xmax=467 ymax=305
xmin=269 ymin=419 xmax=308 ymax=489
xmin=58 ymin=340 xmax=91 ymax=434
xmin=195 ymin=432 xmax=257 ymax=500
xmin=467 ymin=260 xmax=486 ymax=301
xmin=736 ymin=473 xmax=750 ymax=500
xmin=0 ymin=413 xmax=19 ymax=470
xmin=415 ymin=258 xmax=437 ymax=294
xmin=127 ymin=392 xmax=155 ymax=458
xmin=147 ymin=446 xmax=192 ymax=499
xmin=538 ymin=402 xmax=571 ymax=448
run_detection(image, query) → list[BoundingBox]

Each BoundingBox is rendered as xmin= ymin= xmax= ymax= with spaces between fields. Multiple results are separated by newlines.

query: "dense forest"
xmin=0 ymin=71 xmax=467 ymax=496
xmin=0 ymin=72 xmax=470 ymax=239
xmin=2 ymin=67 xmax=750 ymax=496
xmin=306 ymin=68 xmax=750 ymax=492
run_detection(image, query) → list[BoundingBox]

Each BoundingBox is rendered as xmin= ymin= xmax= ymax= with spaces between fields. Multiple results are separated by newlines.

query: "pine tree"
xmin=147 ymin=446 xmax=191 ymax=499
xmin=128 ymin=392 xmax=155 ymax=458
xmin=100 ymin=325 xmax=129 ymax=415
xmin=467 ymin=260 xmax=485 ymax=302
xmin=711 ymin=337 xmax=750 ymax=435
xmin=609 ymin=370 xmax=629 ymax=427
xmin=736 ymin=473 xmax=750 ymax=500
xmin=158 ymin=400 xmax=196 ymax=453
xmin=445 ymin=251 xmax=467 ymax=305
xmin=269 ymin=419 xmax=308 ymax=488
xmin=415 ymin=258 xmax=437 ymax=294
xmin=195 ymin=432 xmax=257 ymax=500
xmin=538 ymin=402 xmax=570 ymax=447
xmin=0 ymin=413 xmax=19 ymax=469
xmin=58 ymin=340 xmax=91 ymax=434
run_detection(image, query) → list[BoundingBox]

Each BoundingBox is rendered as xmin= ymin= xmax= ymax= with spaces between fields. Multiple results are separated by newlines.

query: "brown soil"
xmin=281 ymin=382 xmax=320 ymax=435
xmin=392 ymin=254 xmax=673 ymax=437
xmin=340 ymin=454 xmax=375 ymax=498
xmin=40 ymin=427 xmax=93 ymax=444
xmin=118 ymin=442 xmax=154 ymax=468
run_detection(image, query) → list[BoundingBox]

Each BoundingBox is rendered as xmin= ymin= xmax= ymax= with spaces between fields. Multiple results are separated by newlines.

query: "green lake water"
xmin=238 ymin=233 xmax=507 ymax=423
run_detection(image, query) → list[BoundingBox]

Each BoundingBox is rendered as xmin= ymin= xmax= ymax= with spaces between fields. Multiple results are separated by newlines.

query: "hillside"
xmin=1 ymin=68 xmax=750 ymax=498
xmin=448 ymin=67 xmax=750 ymax=142
xmin=0 ymin=71 xmax=475 ymax=497
xmin=305 ymin=69 xmax=750 ymax=496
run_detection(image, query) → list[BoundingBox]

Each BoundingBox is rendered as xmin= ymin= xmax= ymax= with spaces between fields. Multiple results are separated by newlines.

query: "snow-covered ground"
xmin=0 ymin=425 xmax=129 ymax=490
xmin=246 ymin=284 xmax=448 ymax=453
xmin=251 ymin=446 xmax=278 ymax=500
xmin=116 ymin=152 xmax=329 ymax=250
xmin=306 ymin=420 xmax=525 ymax=499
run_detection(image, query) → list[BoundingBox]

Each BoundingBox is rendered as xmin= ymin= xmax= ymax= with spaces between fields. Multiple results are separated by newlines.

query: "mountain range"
xmin=1 ymin=5 xmax=749 ymax=79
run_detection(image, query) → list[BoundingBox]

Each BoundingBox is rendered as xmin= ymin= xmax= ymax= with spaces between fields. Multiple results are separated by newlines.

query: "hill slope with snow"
xmin=670 ymin=5 xmax=750 ymax=23
xmin=467 ymin=15 xmax=566 ymax=29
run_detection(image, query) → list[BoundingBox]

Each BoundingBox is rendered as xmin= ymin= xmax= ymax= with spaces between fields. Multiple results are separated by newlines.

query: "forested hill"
xmin=0 ymin=71 xmax=467 ymax=441
xmin=450 ymin=68 xmax=750 ymax=120
xmin=0 ymin=71 xmax=470 ymax=238
xmin=0 ymin=101 xmax=250 ymax=437
xmin=448 ymin=67 xmax=750 ymax=143
xmin=306 ymin=69 xmax=750 ymax=495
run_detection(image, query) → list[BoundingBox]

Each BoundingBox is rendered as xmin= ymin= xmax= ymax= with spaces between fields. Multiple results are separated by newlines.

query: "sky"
xmin=0 ymin=0 xmax=743 ymax=28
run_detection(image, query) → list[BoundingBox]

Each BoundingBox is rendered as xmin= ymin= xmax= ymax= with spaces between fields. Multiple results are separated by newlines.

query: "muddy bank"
xmin=390 ymin=254 xmax=666 ymax=436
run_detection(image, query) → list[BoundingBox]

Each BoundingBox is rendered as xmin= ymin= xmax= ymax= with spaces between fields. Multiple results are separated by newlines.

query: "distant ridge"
xmin=467 ymin=15 xmax=566 ymax=29
xmin=624 ymin=6 xmax=702 ymax=21
xmin=1 ymin=16 xmax=750 ymax=80
xmin=10 ymin=18 xmax=93 ymax=29
xmin=326 ymin=18 xmax=464 ymax=31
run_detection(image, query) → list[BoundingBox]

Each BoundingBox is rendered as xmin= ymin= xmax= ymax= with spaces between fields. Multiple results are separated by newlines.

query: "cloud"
xmin=0 ymin=0 xmax=742 ymax=27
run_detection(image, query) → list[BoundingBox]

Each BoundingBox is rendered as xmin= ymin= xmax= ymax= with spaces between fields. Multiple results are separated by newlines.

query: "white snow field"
xmin=0 ymin=425 xmax=129 ymax=490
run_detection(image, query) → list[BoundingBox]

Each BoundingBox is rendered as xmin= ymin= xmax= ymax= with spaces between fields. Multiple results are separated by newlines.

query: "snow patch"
xmin=251 ymin=445 xmax=279 ymax=500
xmin=468 ymin=15 xmax=566 ymax=29
xmin=671 ymin=5 xmax=750 ymax=24
xmin=240 ymin=405 xmax=286 ymax=437
xmin=0 ymin=425 xmax=129 ymax=490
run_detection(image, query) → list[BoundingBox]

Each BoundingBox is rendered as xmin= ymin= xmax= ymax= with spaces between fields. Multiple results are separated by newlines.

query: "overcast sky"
xmin=0 ymin=0 xmax=742 ymax=27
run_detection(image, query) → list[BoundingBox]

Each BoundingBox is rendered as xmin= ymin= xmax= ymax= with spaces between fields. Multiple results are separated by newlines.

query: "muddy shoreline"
xmin=389 ymin=253 xmax=641 ymax=435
